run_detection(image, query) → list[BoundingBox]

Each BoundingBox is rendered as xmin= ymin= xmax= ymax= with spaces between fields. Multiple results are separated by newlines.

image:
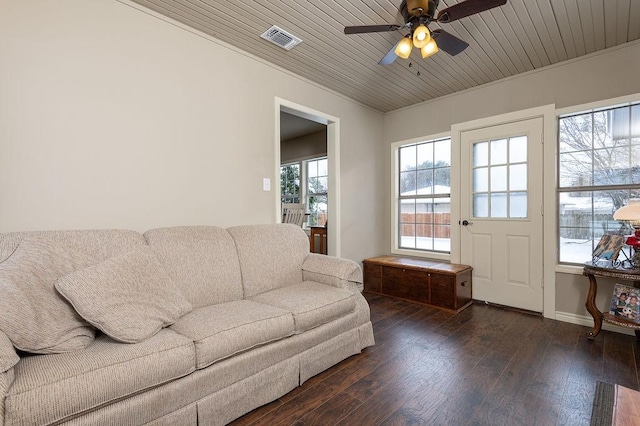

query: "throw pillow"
xmin=0 ymin=238 xmax=96 ymax=354
xmin=55 ymin=247 xmax=192 ymax=343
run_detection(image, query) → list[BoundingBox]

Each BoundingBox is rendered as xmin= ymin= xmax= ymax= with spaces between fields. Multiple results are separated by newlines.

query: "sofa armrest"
xmin=302 ymin=253 xmax=363 ymax=292
xmin=0 ymin=330 xmax=18 ymax=426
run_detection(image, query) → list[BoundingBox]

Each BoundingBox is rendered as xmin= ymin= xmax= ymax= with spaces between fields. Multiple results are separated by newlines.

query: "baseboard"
xmin=555 ymin=311 xmax=636 ymax=336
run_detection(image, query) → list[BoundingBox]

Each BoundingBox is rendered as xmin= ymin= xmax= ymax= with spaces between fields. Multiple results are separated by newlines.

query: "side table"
xmin=309 ymin=226 xmax=326 ymax=254
xmin=583 ymin=262 xmax=640 ymax=340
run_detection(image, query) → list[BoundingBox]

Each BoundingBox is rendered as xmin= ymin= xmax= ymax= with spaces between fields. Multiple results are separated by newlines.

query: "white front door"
xmin=460 ymin=118 xmax=544 ymax=312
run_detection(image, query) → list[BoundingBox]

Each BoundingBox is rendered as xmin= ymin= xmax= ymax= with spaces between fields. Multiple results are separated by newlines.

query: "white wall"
xmin=384 ymin=41 xmax=640 ymax=141
xmin=280 ymin=130 xmax=327 ymax=163
xmin=383 ymin=40 xmax=640 ymax=318
xmin=0 ymin=0 xmax=386 ymax=263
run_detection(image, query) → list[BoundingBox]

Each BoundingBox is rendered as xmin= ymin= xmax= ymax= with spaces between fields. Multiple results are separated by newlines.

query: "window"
xmin=280 ymin=156 xmax=328 ymax=227
xmin=395 ymin=137 xmax=451 ymax=254
xmin=280 ymin=163 xmax=300 ymax=204
xmin=558 ymin=102 xmax=640 ymax=264
xmin=307 ymin=157 xmax=328 ymax=226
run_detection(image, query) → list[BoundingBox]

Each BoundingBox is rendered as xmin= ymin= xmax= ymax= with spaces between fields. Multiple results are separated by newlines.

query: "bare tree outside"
xmin=280 ymin=164 xmax=300 ymax=204
xmin=558 ymin=104 xmax=640 ymax=263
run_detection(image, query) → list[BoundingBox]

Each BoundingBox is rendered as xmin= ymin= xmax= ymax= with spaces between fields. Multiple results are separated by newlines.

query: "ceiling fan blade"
xmin=431 ymin=29 xmax=469 ymax=56
xmin=437 ymin=0 xmax=507 ymax=23
xmin=378 ymin=42 xmax=400 ymax=65
xmin=344 ymin=24 xmax=403 ymax=35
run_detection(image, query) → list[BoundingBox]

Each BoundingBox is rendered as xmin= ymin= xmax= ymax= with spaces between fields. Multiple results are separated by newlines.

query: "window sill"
xmin=391 ymin=248 xmax=451 ymax=262
xmin=555 ymin=264 xmax=585 ymax=275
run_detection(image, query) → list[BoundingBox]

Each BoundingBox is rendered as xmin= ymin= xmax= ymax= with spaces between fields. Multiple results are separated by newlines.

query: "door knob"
xmin=461 ymin=220 xmax=473 ymax=226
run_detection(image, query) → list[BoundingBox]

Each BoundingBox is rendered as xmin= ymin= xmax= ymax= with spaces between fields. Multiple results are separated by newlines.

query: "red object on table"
xmin=626 ymin=229 xmax=640 ymax=248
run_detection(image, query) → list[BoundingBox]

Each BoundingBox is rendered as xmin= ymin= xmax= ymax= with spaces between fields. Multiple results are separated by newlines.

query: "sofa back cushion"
xmin=0 ymin=229 xmax=146 ymax=264
xmin=0 ymin=229 xmax=146 ymax=354
xmin=227 ymin=224 xmax=310 ymax=298
xmin=144 ymin=226 xmax=243 ymax=307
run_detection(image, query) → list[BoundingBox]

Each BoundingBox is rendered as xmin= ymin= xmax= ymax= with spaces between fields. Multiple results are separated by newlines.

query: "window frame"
xmin=306 ymin=157 xmax=328 ymax=227
xmin=280 ymin=155 xmax=328 ymax=228
xmin=556 ymin=97 xmax=640 ymax=267
xmin=280 ymin=162 xmax=301 ymax=204
xmin=391 ymin=132 xmax=452 ymax=260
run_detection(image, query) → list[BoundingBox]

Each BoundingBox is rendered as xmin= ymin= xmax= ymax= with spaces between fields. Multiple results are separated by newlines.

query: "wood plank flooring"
xmin=230 ymin=292 xmax=640 ymax=425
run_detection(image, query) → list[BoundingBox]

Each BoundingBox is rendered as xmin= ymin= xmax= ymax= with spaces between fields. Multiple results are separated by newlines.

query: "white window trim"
xmin=306 ymin=157 xmax=328 ymax=227
xmin=390 ymin=131 xmax=451 ymax=261
xmin=555 ymin=92 xmax=640 ymax=275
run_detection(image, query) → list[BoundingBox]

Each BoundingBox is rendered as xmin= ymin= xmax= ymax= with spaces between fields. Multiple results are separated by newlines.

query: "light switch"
xmin=263 ymin=178 xmax=271 ymax=191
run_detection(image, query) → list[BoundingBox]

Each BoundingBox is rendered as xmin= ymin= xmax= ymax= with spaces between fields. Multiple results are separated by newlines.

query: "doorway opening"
xmin=275 ymin=98 xmax=341 ymax=257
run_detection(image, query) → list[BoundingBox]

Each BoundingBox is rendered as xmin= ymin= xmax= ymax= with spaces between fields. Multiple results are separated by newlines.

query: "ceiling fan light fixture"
xmin=395 ymin=36 xmax=413 ymax=59
xmin=421 ymin=39 xmax=439 ymax=58
xmin=412 ymin=25 xmax=431 ymax=48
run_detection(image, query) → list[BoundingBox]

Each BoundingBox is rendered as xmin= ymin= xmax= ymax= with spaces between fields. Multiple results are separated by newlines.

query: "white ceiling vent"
xmin=260 ymin=25 xmax=302 ymax=51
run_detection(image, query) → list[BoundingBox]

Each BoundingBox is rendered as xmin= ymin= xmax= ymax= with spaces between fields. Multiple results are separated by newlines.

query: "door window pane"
xmin=472 ymin=136 xmax=528 ymax=219
xmin=510 ymin=164 xmax=527 ymax=191
xmin=490 ymin=193 xmax=508 ymax=218
xmin=473 ymin=142 xmax=489 ymax=167
xmin=510 ymin=192 xmax=527 ymax=218
xmin=490 ymin=166 xmax=508 ymax=191
xmin=473 ymin=168 xmax=488 ymax=192
xmin=509 ymin=136 xmax=527 ymax=162
xmin=474 ymin=194 xmax=489 ymax=217
xmin=491 ymin=139 xmax=508 ymax=164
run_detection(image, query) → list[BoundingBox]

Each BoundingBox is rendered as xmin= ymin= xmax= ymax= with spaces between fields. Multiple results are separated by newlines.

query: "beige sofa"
xmin=0 ymin=224 xmax=374 ymax=425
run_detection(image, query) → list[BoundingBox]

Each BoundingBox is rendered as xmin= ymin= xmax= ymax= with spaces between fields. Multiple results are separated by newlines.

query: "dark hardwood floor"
xmin=231 ymin=292 xmax=640 ymax=425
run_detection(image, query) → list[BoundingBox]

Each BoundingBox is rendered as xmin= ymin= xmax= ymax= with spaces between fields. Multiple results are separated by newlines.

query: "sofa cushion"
xmin=0 ymin=238 xmax=96 ymax=354
xmin=170 ymin=300 xmax=294 ymax=369
xmin=0 ymin=331 xmax=19 ymax=373
xmin=227 ymin=224 xmax=310 ymax=298
xmin=56 ymin=247 xmax=193 ymax=343
xmin=5 ymin=329 xmax=195 ymax=426
xmin=144 ymin=226 xmax=243 ymax=307
xmin=250 ymin=282 xmax=356 ymax=333
xmin=0 ymin=229 xmax=147 ymax=264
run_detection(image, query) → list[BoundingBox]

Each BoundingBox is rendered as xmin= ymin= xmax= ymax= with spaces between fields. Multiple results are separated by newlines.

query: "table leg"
xmin=585 ymin=273 xmax=603 ymax=339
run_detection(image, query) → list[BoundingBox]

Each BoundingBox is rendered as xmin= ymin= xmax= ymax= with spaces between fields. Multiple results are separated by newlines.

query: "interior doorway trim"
xmin=450 ymin=104 xmax=556 ymax=319
xmin=275 ymin=97 xmax=341 ymax=257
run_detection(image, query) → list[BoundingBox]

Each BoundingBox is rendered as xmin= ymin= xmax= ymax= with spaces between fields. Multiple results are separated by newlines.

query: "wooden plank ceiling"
xmin=130 ymin=0 xmax=640 ymax=113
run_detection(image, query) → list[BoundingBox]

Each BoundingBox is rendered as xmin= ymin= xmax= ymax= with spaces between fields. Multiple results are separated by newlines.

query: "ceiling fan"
xmin=344 ymin=0 xmax=507 ymax=65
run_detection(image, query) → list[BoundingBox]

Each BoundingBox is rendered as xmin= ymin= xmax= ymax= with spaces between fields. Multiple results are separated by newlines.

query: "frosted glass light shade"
xmin=420 ymin=39 xmax=439 ymax=58
xmin=412 ymin=25 xmax=431 ymax=48
xmin=395 ymin=37 xmax=413 ymax=59
xmin=614 ymin=199 xmax=640 ymax=225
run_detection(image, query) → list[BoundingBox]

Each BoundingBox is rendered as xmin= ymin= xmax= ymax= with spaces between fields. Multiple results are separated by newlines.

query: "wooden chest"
xmin=363 ymin=255 xmax=472 ymax=313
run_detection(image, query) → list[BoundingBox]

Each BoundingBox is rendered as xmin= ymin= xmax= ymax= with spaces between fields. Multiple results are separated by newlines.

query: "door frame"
xmin=274 ymin=97 xmax=341 ymax=257
xmin=451 ymin=105 xmax=556 ymax=319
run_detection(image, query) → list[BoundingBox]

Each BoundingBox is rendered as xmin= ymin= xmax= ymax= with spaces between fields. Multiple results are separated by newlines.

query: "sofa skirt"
xmin=52 ymin=317 xmax=373 ymax=425
xmin=196 ymin=356 xmax=298 ymax=426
